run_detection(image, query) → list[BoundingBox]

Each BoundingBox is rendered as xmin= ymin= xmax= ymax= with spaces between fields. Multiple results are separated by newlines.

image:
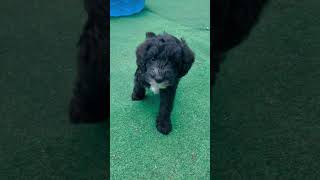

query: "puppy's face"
xmin=136 ymin=32 xmax=195 ymax=93
xmin=144 ymin=50 xmax=178 ymax=93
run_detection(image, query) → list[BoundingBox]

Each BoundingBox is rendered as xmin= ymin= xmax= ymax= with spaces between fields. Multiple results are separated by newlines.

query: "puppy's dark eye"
xmin=151 ymin=57 xmax=155 ymax=61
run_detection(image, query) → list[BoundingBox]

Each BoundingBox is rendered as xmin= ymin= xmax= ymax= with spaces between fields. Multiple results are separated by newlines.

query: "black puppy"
xmin=212 ymin=0 xmax=268 ymax=85
xmin=132 ymin=32 xmax=195 ymax=135
xmin=69 ymin=0 xmax=108 ymax=123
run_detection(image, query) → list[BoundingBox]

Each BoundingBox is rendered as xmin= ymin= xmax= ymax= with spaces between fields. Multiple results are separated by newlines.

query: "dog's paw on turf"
xmin=69 ymin=98 xmax=90 ymax=123
xmin=69 ymin=97 xmax=105 ymax=123
xmin=131 ymin=92 xmax=145 ymax=101
xmin=156 ymin=117 xmax=172 ymax=135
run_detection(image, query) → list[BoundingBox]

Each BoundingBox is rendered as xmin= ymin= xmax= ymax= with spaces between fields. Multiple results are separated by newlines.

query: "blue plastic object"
xmin=110 ymin=0 xmax=145 ymax=17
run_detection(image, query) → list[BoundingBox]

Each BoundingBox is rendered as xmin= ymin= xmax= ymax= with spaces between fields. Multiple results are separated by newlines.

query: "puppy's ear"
xmin=136 ymin=42 xmax=149 ymax=71
xmin=178 ymin=39 xmax=195 ymax=78
xmin=146 ymin=32 xmax=156 ymax=39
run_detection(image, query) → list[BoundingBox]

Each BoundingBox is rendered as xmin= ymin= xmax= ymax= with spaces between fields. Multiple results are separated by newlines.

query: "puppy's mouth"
xmin=148 ymin=79 xmax=170 ymax=94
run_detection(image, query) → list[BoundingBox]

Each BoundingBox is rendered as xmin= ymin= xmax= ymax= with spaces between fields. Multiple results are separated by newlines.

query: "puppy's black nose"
xmin=155 ymin=77 xmax=163 ymax=83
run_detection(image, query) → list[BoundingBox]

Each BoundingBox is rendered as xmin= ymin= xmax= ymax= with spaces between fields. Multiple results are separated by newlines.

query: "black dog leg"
xmin=69 ymin=25 xmax=107 ymax=123
xmin=69 ymin=0 xmax=108 ymax=123
xmin=156 ymin=85 xmax=177 ymax=135
xmin=212 ymin=53 xmax=225 ymax=86
xmin=132 ymin=69 xmax=146 ymax=100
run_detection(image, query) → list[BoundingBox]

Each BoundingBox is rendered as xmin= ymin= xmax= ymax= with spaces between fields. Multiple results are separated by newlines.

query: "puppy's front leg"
xmin=156 ymin=85 xmax=177 ymax=135
xmin=69 ymin=26 xmax=107 ymax=123
xmin=132 ymin=69 xmax=146 ymax=100
xmin=212 ymin=53 xmax=224 ymax=86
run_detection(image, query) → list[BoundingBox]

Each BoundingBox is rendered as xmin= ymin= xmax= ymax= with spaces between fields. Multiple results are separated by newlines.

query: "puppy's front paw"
xmin=69 ymin=97 xmax=106 ymax=123
xmin=156 ymin=117 xmax=172 ymax=135
xmin=69 ymin=97 xmax=90 ymax=123
xmin=131 ymin=91 xmax=145 ymax=101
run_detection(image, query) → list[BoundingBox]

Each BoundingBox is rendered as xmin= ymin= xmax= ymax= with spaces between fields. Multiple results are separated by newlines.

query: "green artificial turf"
xmin=110 ymin=0 xmax=210 ymax=179
xmin=213 ymin=0 xmax=320 ymax=179
xmin=0 ymin=1 xmax=107 ymax=179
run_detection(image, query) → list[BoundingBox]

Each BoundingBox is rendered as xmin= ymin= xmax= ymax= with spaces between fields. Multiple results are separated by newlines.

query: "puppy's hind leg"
xmin=156 ymin=85 xmax=177 ymax=135
xmin=131 ymin=69 xmax=146 ymax=100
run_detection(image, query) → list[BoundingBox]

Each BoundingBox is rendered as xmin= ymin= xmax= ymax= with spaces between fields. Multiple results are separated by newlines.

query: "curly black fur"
xmin=212 ymin=0 xmax=268 ymax=85
xmin=132 ymin=32 xmax=195 ymax=134
xmin=69 ymin=0 xmax=108 ymax=123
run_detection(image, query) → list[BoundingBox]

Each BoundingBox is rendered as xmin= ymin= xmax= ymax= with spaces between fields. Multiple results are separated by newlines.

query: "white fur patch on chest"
xmin=150 ymin=84 xmax=160 ymax=94
xmin=149 ymin=80 xmax=169 ymax=94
